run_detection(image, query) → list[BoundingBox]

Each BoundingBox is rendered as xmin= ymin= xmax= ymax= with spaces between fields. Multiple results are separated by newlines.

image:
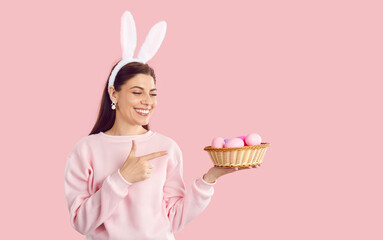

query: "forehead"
xmin=123 ymin=74 xmax=155 ymax=89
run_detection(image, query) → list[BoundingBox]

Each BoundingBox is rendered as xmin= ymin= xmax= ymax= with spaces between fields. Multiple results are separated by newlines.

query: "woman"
xmin=64 ymin=62 xmax=257 ymax=239
xmin=64 ymin=11 xmax=257 ymax=240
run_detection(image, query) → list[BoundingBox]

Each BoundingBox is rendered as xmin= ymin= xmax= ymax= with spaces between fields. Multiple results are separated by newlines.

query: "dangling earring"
xmin=111 ymin=102 xmax=116 ymax=110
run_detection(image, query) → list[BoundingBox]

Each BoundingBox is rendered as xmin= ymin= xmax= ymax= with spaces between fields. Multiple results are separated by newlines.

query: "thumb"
xmin=128 ymin=139 xmax=137 ymax=158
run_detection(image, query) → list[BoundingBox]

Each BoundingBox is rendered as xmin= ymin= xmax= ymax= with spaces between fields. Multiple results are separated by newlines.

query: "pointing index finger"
xmin=141 ymin=151 xmax=168 ymax=161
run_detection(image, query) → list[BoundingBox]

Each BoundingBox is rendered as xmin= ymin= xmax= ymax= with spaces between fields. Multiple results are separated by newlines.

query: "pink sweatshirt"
xmin=64 ymin=130 xmax=216 ymax=240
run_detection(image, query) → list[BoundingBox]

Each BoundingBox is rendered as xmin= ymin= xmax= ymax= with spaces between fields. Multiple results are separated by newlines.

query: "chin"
xmin=137 ymin=119 xmax=150 ymax=126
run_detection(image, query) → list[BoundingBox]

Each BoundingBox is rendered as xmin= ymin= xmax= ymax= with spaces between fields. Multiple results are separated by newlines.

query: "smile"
xmin=134 ymin=108 xmax=150 ymax=116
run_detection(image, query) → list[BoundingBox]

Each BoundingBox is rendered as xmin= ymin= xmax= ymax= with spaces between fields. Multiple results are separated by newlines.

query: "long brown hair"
xmin=89 ymin=61 xmax=156 ymax=135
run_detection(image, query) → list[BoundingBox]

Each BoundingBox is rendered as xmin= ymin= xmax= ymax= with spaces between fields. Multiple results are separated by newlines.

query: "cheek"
xmin=125 ymin=98 xmax=139 ymax=107
xmin=118 ymin=100 xmax=135 ymax=113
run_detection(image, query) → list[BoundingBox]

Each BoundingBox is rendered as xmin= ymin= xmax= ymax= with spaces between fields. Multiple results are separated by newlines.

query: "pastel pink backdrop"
xmin=1 ymin=0 xmax=382 ymax=239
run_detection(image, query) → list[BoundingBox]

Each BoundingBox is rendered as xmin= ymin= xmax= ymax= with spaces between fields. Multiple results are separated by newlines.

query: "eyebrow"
xmin=129 ymin=86 xmax=157 ymax=91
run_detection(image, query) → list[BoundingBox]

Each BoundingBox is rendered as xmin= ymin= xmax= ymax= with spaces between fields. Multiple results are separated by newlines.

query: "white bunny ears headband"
xmin=108 ymin=11 xmax=167 ymax=88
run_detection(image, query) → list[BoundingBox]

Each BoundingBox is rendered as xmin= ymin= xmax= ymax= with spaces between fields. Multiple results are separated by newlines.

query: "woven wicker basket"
xmin=204 ymin=143 xmax=270 ymax=168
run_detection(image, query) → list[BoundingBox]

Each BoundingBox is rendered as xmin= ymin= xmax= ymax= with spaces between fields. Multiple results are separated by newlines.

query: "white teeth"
xmin=135 ymin=109 xmax=149 ymax=114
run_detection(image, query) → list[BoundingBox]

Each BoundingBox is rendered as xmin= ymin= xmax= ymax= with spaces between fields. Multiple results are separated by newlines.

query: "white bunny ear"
xmin=121 ymin=11 xmax=137 ymax=60
xmin=137 ymin=21 xmax=167 ymax=63
xmin=108 ymin=12 xmax=167 ymax=88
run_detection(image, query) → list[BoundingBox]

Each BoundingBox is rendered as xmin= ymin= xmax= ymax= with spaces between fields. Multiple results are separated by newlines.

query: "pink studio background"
xmin=1 ymin=0 xmax=382 ymax=239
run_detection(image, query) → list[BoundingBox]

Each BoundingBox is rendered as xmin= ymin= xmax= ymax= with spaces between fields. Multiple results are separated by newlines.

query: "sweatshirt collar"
xmin=99 ymin=130 xmax=154 ymax=141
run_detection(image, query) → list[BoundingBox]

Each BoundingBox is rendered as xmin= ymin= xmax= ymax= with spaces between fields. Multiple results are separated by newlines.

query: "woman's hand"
xmin=120 ymin=140 xmax=168 ymax=183
xmin=203 ymin=165 xmax=260 ymax=183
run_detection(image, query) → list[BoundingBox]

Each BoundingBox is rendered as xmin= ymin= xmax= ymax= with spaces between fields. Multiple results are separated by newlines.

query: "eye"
xmin=133 ymin=92 xmax=157 ymax=96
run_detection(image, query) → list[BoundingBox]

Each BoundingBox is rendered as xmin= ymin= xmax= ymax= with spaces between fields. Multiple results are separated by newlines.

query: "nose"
xmin=141 ymin=93 xmax=153 ymax=105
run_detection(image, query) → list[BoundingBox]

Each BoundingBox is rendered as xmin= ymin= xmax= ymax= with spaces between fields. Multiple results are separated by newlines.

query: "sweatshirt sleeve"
xmin=163 ymin=143 xmax=217 ymax=233
xmin=64 ymin=145 xmax=132 ymax=235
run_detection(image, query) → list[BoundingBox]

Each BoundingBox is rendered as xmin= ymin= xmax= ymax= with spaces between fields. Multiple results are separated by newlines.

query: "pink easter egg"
xmin=237 ymin=136 xmax=246 ymax=141
xmin=236 ymin=136 xmax=247 ymax=145
xmin=224 ymin=138 xmax=230 ymax=143
xmin=245 ymin=133 xmax=262 ymax=146
xmin=211 ymin=137 xmax=225 ymax=148
xmin=224 ymin=138 xmax=245 ymax=148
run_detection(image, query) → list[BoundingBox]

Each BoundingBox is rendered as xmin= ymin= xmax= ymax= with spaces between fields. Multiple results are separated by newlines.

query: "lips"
xmin=134 ymin=108 xmax=150 ymax=116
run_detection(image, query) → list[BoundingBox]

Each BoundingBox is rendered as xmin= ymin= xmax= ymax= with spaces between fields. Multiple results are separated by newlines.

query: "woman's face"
xmin=110 ymin=73 xmax=157 ymax=127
